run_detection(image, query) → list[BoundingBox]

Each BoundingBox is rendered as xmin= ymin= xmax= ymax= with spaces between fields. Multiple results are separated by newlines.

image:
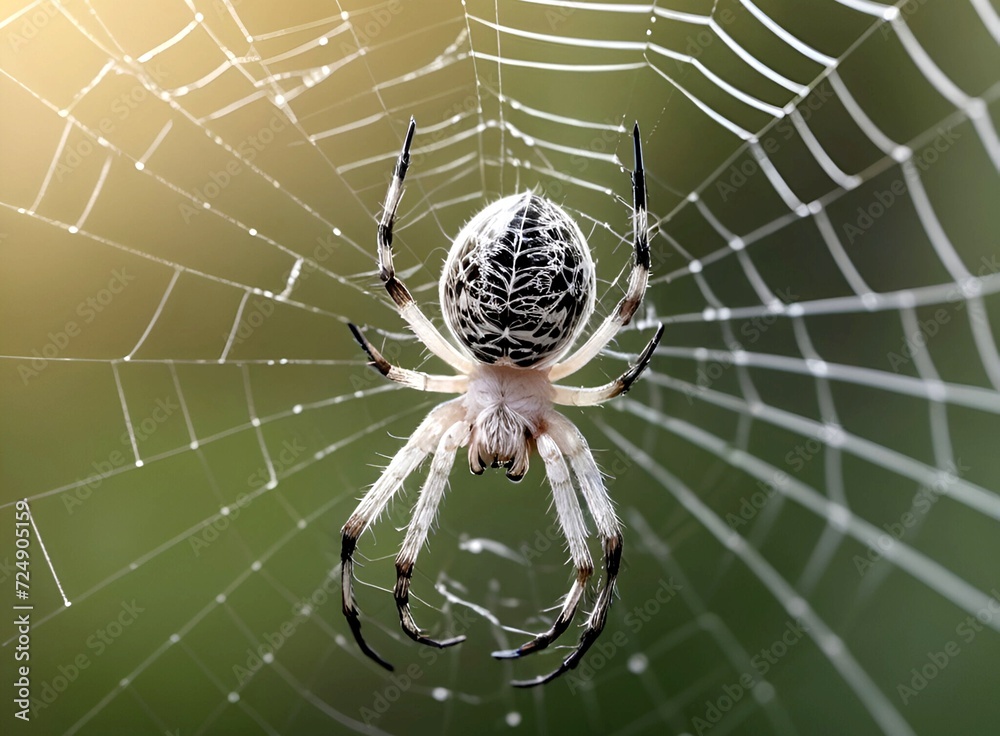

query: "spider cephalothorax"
xmin=342 ymin=118 xmax=663 ymax=687
xmin=464 ymin=362 xmax=551 ymax=481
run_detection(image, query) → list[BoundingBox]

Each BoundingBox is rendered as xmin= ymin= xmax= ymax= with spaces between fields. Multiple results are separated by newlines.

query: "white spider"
xmin=341 ymin=119 xmax=663 ymax=687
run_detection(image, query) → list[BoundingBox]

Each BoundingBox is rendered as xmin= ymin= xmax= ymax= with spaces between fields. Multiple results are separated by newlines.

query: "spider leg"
xmin=550 ymin=122 xmax=650 ymax=382
xmin=552 ymin=323 xmax=664 ymax=406
xmin=547 ymin=413 xmax=623 ymax=552
xmin=374 ymin=118 xmax=476 ymax=375
xmin=510 ymin=535 xmax=622 ymax=688
xmin=492 ymin=433 xmax=594 ymax=668
xmin=507 ymin=414 xmax=625 ymax=688
xmin=394 ymin=420 xmax=470 ymax=648
xmin=349 ymin=323 xmax=469 ymax=394
xmin=341 ymin=399 xmax=464 ymax=670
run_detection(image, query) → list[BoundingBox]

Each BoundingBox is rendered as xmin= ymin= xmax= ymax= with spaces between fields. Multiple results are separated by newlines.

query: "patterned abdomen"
xmin=440 ymin=193 xmax=596 ymax=367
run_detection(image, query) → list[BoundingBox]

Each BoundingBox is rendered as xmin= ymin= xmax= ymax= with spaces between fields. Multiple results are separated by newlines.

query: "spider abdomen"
xmin=440 ymin=193 xmax=596 ymax=368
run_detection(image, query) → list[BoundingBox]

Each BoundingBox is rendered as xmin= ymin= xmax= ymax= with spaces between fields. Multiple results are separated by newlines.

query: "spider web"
xmin=1 ymin=0 xmax=999 ymax=734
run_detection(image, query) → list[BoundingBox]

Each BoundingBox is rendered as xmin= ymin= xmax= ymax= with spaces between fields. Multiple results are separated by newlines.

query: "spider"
xmin=341 ymin=118 xmax=663 ymax=687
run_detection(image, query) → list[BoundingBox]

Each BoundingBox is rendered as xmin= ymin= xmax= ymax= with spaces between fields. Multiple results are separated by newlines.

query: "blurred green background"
xmin=2 ymin=0 xmax=999 ymax=734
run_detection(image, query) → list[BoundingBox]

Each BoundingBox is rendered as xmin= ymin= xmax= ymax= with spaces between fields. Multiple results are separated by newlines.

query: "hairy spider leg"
xmin=340 ymin=400 xmax=465 ymax=670
xmin=375 ymin=118 xmax=475 ymax=375
xmin=348 ymin=323 xmax=468 ymax=394
xmin=394 ymin=421 xmax=470 ymax=648
xmin=510 ymin=532 xmax=622 ymax=687
xmin=491 ymin=432 xmax=595 ymax=663
xmin=550 ymin=122 xmax=656 ymax=381
xmin=552 ymin=323 xmax=664 ymax=406
xmin=499 ymin=427 xmax=625 ymax=688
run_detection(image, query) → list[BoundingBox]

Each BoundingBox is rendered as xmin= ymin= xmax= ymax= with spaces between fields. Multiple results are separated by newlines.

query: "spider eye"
xmin=440 ymin=193 xmax=596 ymax=367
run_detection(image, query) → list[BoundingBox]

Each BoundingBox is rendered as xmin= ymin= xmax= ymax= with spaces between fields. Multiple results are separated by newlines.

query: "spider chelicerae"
xmin=342 ymin=118 xmax=663 ymax=687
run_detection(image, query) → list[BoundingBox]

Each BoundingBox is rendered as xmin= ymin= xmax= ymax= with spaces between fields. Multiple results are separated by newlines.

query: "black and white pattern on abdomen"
xmin=442 ymin=193 xmax=596 ymax=367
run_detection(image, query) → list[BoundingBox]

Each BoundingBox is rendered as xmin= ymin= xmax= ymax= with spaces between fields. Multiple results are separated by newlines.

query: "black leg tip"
xmin=347 ymin=625 xmax=395 ymax=672
xmin=403 ymin=118 xmax=416 ymax=155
